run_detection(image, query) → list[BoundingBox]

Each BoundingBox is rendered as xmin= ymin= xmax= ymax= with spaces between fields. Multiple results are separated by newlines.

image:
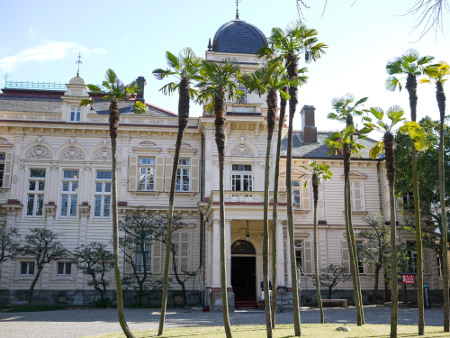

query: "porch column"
xmin=212 ymin=220 xmax=220 ymax=287
xmin=276 ymin=221 xmax=285 ymax=286
xmin=286 ymin=226 xmax=292 ymax=288
xmin=225 ymin=219 xmax=232 ymax=287
xmin=205 ymin=222 xmax=212 ymax=287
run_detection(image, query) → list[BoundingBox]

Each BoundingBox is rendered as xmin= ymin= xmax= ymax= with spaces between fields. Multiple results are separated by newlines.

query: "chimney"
xmin=136 ymin=76 xmax=146 ymax=103
xmin=300 ymin=105 xmax=317 ymax=143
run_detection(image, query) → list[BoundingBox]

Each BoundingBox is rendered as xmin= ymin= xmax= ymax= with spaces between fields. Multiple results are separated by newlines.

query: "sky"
xmin=0 ymin=0 xmax=448 ymax=134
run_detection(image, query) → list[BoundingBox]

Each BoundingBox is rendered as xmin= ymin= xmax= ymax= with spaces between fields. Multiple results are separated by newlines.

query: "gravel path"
xmin=0 ymin=305 xmax=445 ymax=338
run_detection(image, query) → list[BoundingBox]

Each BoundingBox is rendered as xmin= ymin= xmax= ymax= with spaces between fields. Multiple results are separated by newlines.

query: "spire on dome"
xmin=235 ymin=0 xmax=241 ymax=19
xmin=75 ymin=52 xmax=82 ymax=77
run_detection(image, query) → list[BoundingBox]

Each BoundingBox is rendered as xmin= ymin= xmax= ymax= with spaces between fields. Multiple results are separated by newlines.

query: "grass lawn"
xmin=84 ymin=323 xmax=449 ymax=337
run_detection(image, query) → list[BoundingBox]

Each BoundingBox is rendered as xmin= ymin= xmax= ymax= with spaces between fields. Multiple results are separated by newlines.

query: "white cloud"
xmin=0 ymin=41 xmax=107 ymax=72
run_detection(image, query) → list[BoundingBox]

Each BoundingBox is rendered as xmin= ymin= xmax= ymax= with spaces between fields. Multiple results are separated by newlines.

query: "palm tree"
xmin=152 ymin=47 xmax=202 ymax=336
xmin=365 ymin=106 xmax=428 ymax=338
xmin=258 ymin=22 xmax=327 ymax=336
xmin=326 ymin=94 xmax=368 ymax=326
xmin=82 ymin=69 xmax=146 ymax=338
xmin=300 ymin=161 xmax=332 ymax=324
xmin=421 ymin=60 xmax=449 ymax=332
xmin=197 ymin=59 xmax=243 ymax=338
xmin=386 ymin=49 xmax=434 ymax=335
xmin=241 ymin=62 xmax=292 ymax=336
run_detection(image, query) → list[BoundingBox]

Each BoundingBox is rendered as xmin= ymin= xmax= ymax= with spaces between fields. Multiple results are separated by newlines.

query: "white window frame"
xmin=356 ymin=241 xmax=365 ymax=274
xmin=407 ymin=241 xmax=418 ymax=273
xmin=176 ymin=158 xmax=191 ymax=192
xmin=60 ymin=169 xmax=79 ymax=217
xmin=135 ymin=242 xmax=152 ymax=274
xmin=172 ymin=232 xmax=190 ymax=273
xmin=26 ymin=169 xmax=46 ymax=217
xmin=70 ymin=106 xmax=81 ymax=122
xmin=295 ymin=240 xmax=303 ymax=272
xmin=20 ymin=261 xmax=35 ymax=276
xmin=292 ymin=180 xmax=302 ymax=209
xmin=138 ymin=157 xmax=155 ymax=191
xmin=94 ymin=170 xmax=112 ymax=218
xmin=231 ymin=164 xmax=253 ymax=192
xmin=57 ymin=262 xmax=72 ymax=276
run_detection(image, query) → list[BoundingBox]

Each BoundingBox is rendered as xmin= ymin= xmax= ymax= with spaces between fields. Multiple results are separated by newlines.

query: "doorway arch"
xmin=231 ymin=240 xmax=257 ymax=307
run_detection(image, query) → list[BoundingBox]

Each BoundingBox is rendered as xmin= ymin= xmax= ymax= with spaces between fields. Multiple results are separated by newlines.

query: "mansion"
xmin=0 ymin=16 xmax=441 ymax=309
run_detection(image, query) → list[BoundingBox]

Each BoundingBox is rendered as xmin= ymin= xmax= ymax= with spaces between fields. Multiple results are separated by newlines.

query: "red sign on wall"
xmin=401 ymin=274 xmax=416 ymax=285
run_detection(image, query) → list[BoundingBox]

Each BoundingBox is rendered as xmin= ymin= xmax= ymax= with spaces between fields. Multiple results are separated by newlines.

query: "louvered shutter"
xmin=304 ymin=241 xmax=312 ymax=274
xmin=423 ymin=248 xmax=431 ymax=274
xmin=342 ymin=240 xmax=350 ymax=272
xmin=128 ymin=155 xmax=138 ymax=191
xmin=2 ymin=152 xmax=13 ymax=188
xmin=191 ymin=157 xmax=199 ymax=192
xmin=155 ymin=157 xmax=165 ymax=191
xmin=351 ymin=181 xmax=363 ymax=211
xmin=302 ymin=181 xmax=311 ymax=210
xmin=152 ymin=241 xmax=162 ymax=274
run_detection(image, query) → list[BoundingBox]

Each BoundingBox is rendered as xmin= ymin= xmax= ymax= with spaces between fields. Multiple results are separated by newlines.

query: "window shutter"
xmin=342 ymin=240 xmax=350 ymax=272
xmin=351 ymin=182 xmax=363 ymax=211
xmin=302 ymin=181 xmax=310 ymax=210
xmin=128 ymin=156 xmax=138 ymax=191
xmin=164 ymin=157 xmax=173 ymax=192
xmin=304 ymin=240 xmax=312 ymax=274
xmin=191 ymin=157 xmax=199 ymax=192
xmin=3 ymin=152 xmax=13 ymax=188
xmin=155 ymin=157 xmax=165 ymax=191
xmin=423 ymin=248 xmax=431 ymax=274
xmin=366 ymin=261 xmax=374 ymax=274
xmin=280 ymin=179 xmax=286 ymax=191
xmin=152 ymin=241 xmax=162 ymax=274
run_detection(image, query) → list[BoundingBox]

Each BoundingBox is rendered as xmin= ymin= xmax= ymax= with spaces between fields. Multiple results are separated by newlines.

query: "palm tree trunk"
xmin=271 ymin=85 xmax=287 ymax=328
xmin=158 ymin=78 xmax=190 ymax=336
xmin=214 ymin=90 xmax=232 ymax=338
xmin=312 ymin=174 xmax=324 ymax=323
xmin=110 ymin=98 xmax=134 ymax=338
xmin=406 ymin=73 xmax=424 ymax=335
xmin=343 ymin=143 xmax=364 ymax=326
xmin=263 ymin=90 xmax=276 ymax=337
xmin=287 ymin=89 xmax=302 ymax=337
xmin=385 ymin=132 xmax=398 ymax=338
xmin=436 ymin=80 xmax=449 ymax=332
xmin=287 ymin=53 xmax=302 ymax=338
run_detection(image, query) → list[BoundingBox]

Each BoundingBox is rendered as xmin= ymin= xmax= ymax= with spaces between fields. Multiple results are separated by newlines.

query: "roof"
xmin=212 ymin=19 xmax=267 ymax=54
xmin=0 ymin=92 xmax=175 ymax=118
xmin=281 ymin=131 xmax=379 ymax=160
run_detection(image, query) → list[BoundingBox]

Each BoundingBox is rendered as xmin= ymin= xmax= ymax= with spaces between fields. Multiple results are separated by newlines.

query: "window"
xmin=138 ymin=157 xmax=155 ymax=191
xmin=403 ymin=191 xmax=414 ymax=211
xmin=70 ymin=107 xmax=81 ymax=122
xmin=292 ymin=181 xmax=301 ymax=208
xmin=0 ymin=153 xmax=5 ymax=187
xmin=26 ymin=169 xmax=46 ymax=216
xmin=356 ymin=241 xmax=365 ymax=274
xmin=20 ymin=262 xmax=35 ymax=275
xmin=135 ymin=243 xmax=152 ymax=273
xmin=236 ymin=82 xmax=248 ymax=104
xmin=176 ymin=158 xmax=190 ymax=192
xmin=295 ymin=240 xmax=303 ymax=272
xmin=350 ymin=181 xmax=364 ymax=211
xmin=231 ymin=164 xmax=252 ymax=191
xmin=60 ymin=170 xmax=79 ymax=217
xmin=172 ymin=232 xmax=189 ymax=273
xmin=57 ymin=262 xmax=72 ymax=275
xmin=94 ymin=171 xmax=112 ymax=217
xmin=407 ymin=241 xmax=418 ymax=273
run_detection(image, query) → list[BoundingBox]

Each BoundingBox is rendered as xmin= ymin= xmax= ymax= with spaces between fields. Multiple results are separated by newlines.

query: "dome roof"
xmin=68 ymin=76 xmax=85 ymax=85
xmin=212 ymin=19 xmax=267 ymax=54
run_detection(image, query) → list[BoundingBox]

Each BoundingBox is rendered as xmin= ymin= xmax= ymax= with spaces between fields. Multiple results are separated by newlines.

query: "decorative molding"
xmin=230 ymin=143 xmax=254 ymax=157
xmin=60 ymin=147 xmax=85 ymax=160
xmin=92 ymin=147 xmax=112 ymax=161
xmin=25 ymin=145 xmax=52 ymax=160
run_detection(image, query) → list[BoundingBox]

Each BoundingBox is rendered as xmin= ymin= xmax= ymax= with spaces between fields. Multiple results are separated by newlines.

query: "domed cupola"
xmin=211 ymin=18 xmax=267 ymax=55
